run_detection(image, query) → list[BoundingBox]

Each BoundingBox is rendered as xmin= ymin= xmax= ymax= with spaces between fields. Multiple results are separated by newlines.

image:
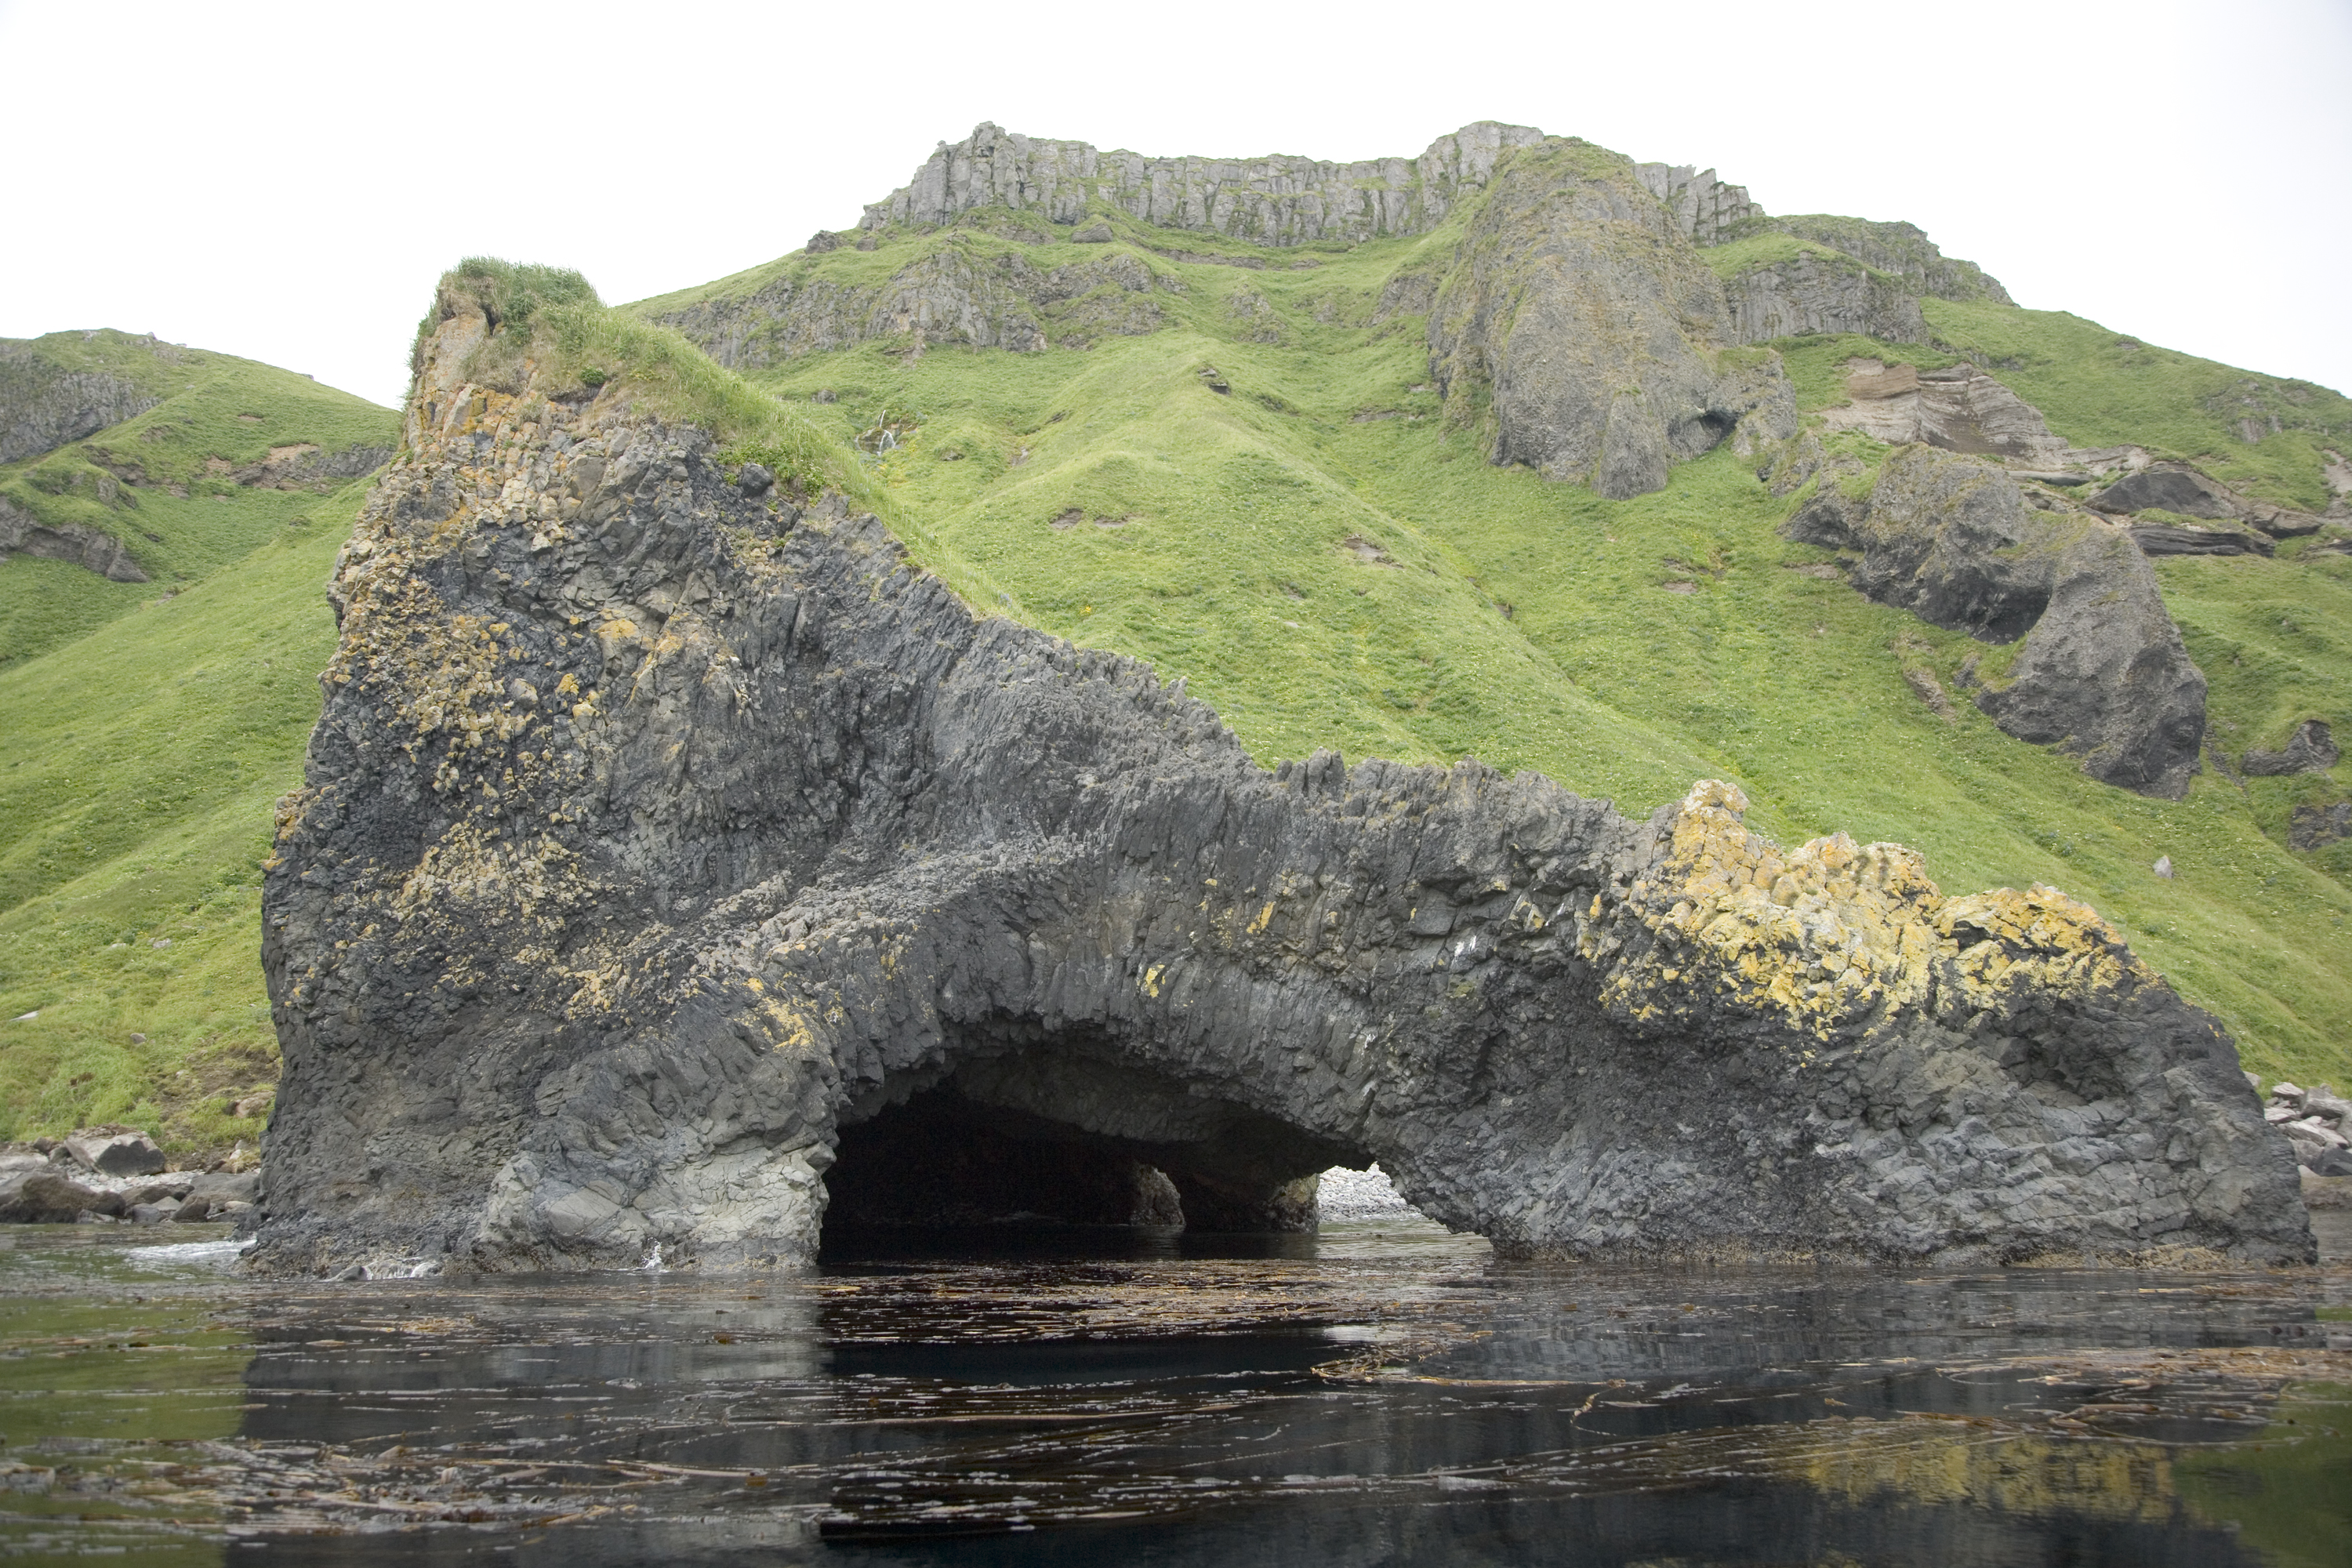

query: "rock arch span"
xmin=249 ymin=311 xmax=2311 ymax=1276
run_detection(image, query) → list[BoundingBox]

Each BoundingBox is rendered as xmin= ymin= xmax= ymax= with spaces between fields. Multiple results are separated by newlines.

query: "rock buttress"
xmin=251 ymin=309 xmax=2310 ymax=1276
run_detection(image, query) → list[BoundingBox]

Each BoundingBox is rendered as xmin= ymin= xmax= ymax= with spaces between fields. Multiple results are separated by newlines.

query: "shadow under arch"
xmin=819 ymin=1014 xmax=1364 ymax=1247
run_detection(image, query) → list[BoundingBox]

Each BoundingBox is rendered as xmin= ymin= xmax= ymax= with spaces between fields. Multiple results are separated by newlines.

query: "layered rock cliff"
xmin=249 ymin=298 xmax=2311 ymax=1278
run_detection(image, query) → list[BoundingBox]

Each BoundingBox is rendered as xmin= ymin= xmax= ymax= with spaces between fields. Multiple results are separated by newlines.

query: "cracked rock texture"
xmin=1428 ymin=142 xmax=1797 ymax=499
xmin=0 ymin=338 xmax=165 ymax=465
xmin=251 ymin=310 xmax=2309 ymax=1278
xmin=1726 ymin=216 xmax=2013 ymax=305
xmin=1723 ymin=253 xmax=1929 ymax=345
xmin=1819 ymin=359 xmax=2067 ymax=463
xmin=861 ymin=121 xmax=1552 ymax=245
xmin=1784 ymin=446 xmax=2207 ymax=799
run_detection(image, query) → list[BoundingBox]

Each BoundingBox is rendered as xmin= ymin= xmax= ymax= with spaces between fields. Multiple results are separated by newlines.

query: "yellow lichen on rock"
xmin=1585 ymin=780 xmax=2158 ymax=1046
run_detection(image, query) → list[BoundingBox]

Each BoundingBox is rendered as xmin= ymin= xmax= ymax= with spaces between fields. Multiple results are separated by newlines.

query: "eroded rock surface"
xmin=252 ymin=310 xmax=2309 ymax=1278
xmin=1728 ymin=216 xmax=2014 ymax=305
xmin=0 ymin=494 xmax=148 ymax=582
xmin=0 ymin=338 xmax=165 ymax=465
xmin=1428 ymin=142 xmax=1796 ymax=499
xmin=1723 ymin=254 xmax=1929 ymax=346
xmin=2243 ymin=720 xmax=2338 ymax=777
xmin=860 ymin=120 xmax=1550 ymax=245
xmin=1819 ymin=359 xmax=2068 ymax=464
xmin=2089 ymin=461 xmax=2326 ymax=539
xmin=1784 ymin=445 xmax=2207 ymax=798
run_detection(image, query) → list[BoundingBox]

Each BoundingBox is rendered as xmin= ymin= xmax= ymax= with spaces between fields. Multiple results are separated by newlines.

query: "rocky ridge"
xmin=648 ymin=122 xmax=2019 ymax=499
xmin=249 ymin=300 xmax=2310 ymax=1278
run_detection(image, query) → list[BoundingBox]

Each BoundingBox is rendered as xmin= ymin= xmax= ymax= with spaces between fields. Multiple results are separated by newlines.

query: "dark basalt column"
xmin=249 ymin=312 xmax=2310 ymax=1277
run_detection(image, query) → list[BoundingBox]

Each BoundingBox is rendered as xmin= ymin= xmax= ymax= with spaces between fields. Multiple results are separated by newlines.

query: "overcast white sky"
xmin=2 ymin=0 xmax=2345 ymax=411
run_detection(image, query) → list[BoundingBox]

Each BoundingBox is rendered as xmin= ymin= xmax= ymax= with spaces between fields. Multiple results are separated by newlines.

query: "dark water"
xmin=1 ymin=1216 xmax=2348 ymax=1566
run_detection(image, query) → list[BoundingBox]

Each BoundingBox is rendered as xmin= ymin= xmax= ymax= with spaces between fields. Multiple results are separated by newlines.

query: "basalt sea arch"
xmin=247 ymin=307 xmax=2311 ymax=1277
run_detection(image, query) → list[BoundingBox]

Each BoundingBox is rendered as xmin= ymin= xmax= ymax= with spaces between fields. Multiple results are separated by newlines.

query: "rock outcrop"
xmin=0 ymin=494 xmax=147 ymax=582
xmin=2243 ymin=720 xmax=2339 ymax=777
xmin=2089 ymin=461 xmax=2326 ymax=538
xmin=859 ymin=121 xmax=1551 ymax=246
xmin=1428 ymin=142 xmax=1797 ymax=499
xmin=655 ymin=123 xmax=2048 ymax=502
xmin=0 ymin=336 xmax=166 ymax=465
xmin=1785 ymin=446 xmax=2206 ymax=797
xmin=249 ymin=303 xmax=2310 ymax=1279
xmin=1819 ymin=359 xmax=2068 ymax=463
xmin=1632 ymin=164 xmax=1762 ymax=244
xmin=1726 ymin=216 xmax=2013 ymax=305
xmin=1723 ymin=253 xmax=1930 ymax=345
xmin=651 ymin=249 xmax=1179 ymax=371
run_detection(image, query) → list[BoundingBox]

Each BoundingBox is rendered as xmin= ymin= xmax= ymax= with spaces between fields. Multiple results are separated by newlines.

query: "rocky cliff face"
xmin=1723 ymin=254 xmax=1929 ymax=346
xmin=0 ymin=338 xmax=165 ymax=465
xmin=858 ymin=121 xmax=1552 ymax=246
xmin=652 ymin=249 xmax=1178 ymax=372
xmin=1428 ymin=143 xmax=1797 ymax=498
xmin=1729 ymin=216 xmax=2013 ymax=305
xmin=1784 ymin=445 xmax=2207 ymax=797
xmin=249 ymin=305 xmax=2310 ymax=1278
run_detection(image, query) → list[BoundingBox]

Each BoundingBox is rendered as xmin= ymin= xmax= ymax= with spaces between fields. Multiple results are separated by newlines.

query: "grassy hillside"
xmin=631 ymin=214 xmax=2352 ymax=1088
xmin=0 ymin=329 xmax=397 ymax=667
xmin=0 ymin=495 xmax=363 ymax=1154
xmin=0 ymin=328 xmax=392 ymax=1156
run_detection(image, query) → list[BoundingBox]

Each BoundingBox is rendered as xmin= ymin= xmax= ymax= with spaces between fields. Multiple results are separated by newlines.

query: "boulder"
xmin=61 ymin=1127 xmax=165 ymax=1177
xmin=1069 ymin=219 xmax=1114 ymax=244
xmin=2303 ymin=1167 xmax=2352 ymax=1207
xmin=0 ymin=1172 xmax=123 ymax=1224
xmin=243 ymin=305 xmax=2312 ymax=1277
xmin=2242 ymin=720 xmax=2338 ymax=777
xmin=122 ymin=1175 xmax=195 ymax=1206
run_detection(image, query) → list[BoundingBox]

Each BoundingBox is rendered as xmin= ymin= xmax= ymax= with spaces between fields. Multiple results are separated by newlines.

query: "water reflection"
xmin=0 ymin=1218 xmax=2342 ymax=1565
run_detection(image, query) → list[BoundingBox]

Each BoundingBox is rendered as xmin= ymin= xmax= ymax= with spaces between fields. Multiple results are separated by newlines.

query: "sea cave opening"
xmin=817 ymin=1029 xmax=1359 ymax=1252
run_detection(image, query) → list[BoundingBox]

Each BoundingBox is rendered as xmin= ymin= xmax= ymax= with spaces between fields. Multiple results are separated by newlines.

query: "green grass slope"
xmin=0 ymin=496 xmax=363 ymax=1156
xmin=630 ymin=215 xmax=2352 ymax=1088
xmin=0 ymin=329 xmax=398 ymax=667
xmin=0 ymin=325 xmax=393 ymax=1154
